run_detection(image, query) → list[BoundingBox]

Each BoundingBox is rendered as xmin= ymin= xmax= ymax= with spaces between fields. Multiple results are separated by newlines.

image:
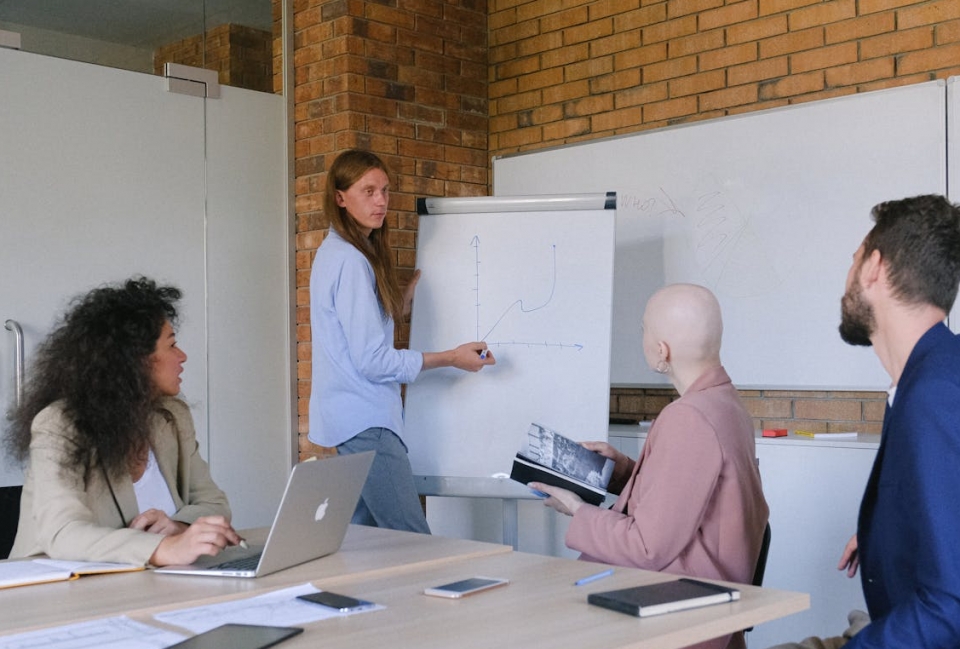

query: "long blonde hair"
xmin=324 ymin=150 xmax=403 ymax=322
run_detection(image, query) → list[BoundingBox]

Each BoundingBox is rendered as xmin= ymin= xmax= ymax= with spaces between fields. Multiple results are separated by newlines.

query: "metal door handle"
xmin=4 ymin=319 xmax=24 ymax=408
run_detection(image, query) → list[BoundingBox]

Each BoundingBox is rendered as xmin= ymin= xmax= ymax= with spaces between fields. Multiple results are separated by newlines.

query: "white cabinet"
xmin=610 ymin=425 xmax=876 ymax=647
xmin=0 ymin=49 xmax=291 ymax=528
xmin=426 ymin=424 xmax=876 ymax=646
xmin=747 ymin=436 xmax=874 ymax=647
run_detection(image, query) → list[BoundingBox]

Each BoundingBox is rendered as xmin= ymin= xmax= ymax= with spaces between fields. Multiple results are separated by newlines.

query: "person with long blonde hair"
xmin=309 ymin=150 xmax=495 ymax=533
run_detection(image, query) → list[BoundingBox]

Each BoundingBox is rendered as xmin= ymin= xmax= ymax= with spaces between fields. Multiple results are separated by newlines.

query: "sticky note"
xmin=762 ymin=428 xmax=788 ymax=437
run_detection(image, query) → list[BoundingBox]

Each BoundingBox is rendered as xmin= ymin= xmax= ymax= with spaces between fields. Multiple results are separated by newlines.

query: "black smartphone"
xmin=297 ymin=590 xmax=368 ymax=612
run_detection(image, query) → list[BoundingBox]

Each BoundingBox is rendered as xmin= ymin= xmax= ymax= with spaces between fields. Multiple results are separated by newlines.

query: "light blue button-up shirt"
xmin=308 ymin=229 xmax=424 ymax=447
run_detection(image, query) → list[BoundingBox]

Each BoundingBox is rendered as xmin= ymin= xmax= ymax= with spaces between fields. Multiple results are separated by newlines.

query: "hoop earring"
xmin=654 ymin=360 xmax=670 ymax=374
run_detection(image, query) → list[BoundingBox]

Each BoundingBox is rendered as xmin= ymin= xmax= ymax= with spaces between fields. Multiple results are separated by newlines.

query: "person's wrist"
xmin=149 ymin=536 xmax=171 ymax=566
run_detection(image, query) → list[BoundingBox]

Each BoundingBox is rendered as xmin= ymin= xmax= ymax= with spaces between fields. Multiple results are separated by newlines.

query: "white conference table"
xmin=260 ymin=550 xmax=810 ymax=649
xmin=0 ymin=524 xmax=511 ymax=635
xmin=1 ymin=525 xmax=809 ymax=648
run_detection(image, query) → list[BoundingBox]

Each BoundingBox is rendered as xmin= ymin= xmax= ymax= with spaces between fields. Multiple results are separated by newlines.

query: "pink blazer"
xmin=567 ymin=366 xmax=768 ymax=649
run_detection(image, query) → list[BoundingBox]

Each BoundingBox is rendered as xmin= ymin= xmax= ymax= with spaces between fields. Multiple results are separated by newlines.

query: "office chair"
xmin=753 ymin=522 xmax=772 ymax=587
xmin=745 ymin=522 xmax=772 ymax=633
xmin=0 ymin=485 xmax=22 ymax=559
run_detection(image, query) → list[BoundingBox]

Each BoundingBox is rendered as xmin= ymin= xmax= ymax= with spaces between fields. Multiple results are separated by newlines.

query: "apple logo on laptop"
xmin=315 ymin=498 xmax=329 ymax=522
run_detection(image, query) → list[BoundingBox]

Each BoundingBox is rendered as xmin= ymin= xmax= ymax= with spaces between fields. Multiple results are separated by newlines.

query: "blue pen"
xmin=574 ymin=568 xmax=614 ymax=586
xmin=480 ymin=349 xmax=488 ymax=359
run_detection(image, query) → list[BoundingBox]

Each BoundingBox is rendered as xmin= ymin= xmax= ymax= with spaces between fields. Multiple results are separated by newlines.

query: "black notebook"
xmin=587 ymin=578 xmax=740 ymax=618
xmin=509 ymin=422 xmax=614 ymax=506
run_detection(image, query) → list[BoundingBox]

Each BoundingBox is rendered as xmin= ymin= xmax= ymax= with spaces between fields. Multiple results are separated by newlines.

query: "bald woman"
xmin=532 ymin=284 xmax=768 ymax=649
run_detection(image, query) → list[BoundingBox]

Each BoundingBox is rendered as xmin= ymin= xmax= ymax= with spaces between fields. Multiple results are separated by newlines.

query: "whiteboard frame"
xmin=404 ymin=196 xmax=616 ymax=485
xmin=948 ymin=76 xmax=960 ymax=334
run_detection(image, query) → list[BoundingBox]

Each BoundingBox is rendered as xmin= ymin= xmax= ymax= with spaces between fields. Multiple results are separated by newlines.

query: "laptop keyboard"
xmin=213 ymin=553 xmax=262 ymax=572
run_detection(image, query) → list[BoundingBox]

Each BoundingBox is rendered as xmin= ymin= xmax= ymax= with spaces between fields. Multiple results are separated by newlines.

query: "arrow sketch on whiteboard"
xmin=619 ymin=181 xmax=788 ymax=299
xmin=471 ymin=235 xmax=583 ymax=353
xmin=689 ymin=177 xmax=788 ymax=298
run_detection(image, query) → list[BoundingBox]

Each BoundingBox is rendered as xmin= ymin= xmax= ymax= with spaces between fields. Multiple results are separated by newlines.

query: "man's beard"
xmin=839 ymin=282 xmax=875 ymax=347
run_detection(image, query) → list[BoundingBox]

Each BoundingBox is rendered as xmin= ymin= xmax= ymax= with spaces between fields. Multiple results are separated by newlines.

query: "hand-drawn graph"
xmin=404 ymin=206 xmax=616 ymax=480
xmin=471 ymin=235 xmax=583 ymax=354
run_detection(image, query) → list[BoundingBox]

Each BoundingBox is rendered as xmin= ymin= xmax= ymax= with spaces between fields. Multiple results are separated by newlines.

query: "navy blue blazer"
xmin=847 ymin=323 xmax=960 ymax=648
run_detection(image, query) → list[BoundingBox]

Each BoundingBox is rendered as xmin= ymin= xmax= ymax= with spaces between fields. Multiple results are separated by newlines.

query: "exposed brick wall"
xmin=154 ymin=23 xmax=273 ymax=93
xmin=274 ymin=0 xmax=284 ymax=94
xmin=293 ymin=0 xmax=957 ymax=457
xmin=292 ymin=0 xmax=488 ymax=459
xmin=611 ymin=387 xmax=886 ymax=434
xmin=488 ymin=0 xmax=960 ymax=151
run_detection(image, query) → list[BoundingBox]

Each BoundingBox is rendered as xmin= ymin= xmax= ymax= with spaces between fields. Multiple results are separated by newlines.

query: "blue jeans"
xmin=337 ymin=427 xmax=431 ymax=534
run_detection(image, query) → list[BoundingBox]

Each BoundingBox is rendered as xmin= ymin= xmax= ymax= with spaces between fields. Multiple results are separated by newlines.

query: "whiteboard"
xmin=405 ymin=201 xmax=615 ymax=479
xmin=948 ymin=76 xmax=960 ymax=334
xmin=495 ymin=81 xmax=948 ymax=389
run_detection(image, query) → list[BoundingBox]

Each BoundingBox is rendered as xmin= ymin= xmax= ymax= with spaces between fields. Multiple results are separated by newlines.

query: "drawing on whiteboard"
xmin=694 ymin=189 xmax=739 ymax=276
xmin=618 ymin=180 xmax=789 ymax=299
xmin=617 ymin=188 xmax=684 ymax=218
xmin=471 ymin=235 xmax=583 ymax=353
xmin=687 ymin=178 xmax=787 ymax=298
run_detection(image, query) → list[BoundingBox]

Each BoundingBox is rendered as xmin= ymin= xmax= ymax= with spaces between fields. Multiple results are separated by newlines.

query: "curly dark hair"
xmin=5 ymin=277 xmax=182 ymax=478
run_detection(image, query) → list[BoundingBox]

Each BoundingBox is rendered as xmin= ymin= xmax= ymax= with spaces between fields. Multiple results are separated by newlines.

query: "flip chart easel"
xmin=405 ymin=194 xmax=617 ymax=548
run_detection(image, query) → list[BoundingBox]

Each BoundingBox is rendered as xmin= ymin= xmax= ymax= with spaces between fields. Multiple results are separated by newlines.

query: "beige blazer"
xmin=10 ymin=397 xmax=231 ymax=565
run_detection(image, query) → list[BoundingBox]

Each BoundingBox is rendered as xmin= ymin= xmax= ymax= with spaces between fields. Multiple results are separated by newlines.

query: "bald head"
xmin=643 ymin=284 xmax=723 ymax=372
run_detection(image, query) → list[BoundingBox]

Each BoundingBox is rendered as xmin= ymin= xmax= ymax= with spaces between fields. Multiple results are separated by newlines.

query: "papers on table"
xmin=153 ymin=583 xmax=383 ymax=634
xmin=0 ymin=582 xmax=382 ymax=647
xmin=0 ymin=616 xmax=185 ymax=649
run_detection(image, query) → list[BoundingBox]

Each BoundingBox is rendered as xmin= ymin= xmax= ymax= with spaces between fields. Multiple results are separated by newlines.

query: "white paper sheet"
xmin=153 ymin=583 xmax=382 ymax=634
xmin=0 ymin=616 xmax=185 ymax=649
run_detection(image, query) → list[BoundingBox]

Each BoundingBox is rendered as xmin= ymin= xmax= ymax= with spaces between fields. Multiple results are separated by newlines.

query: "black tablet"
xmin=168 ymin=623 xmax=303 ymax=648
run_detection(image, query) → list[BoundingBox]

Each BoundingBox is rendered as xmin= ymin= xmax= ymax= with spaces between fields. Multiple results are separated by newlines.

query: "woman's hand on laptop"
xmin=148 ymin=515 xmax=242 ymax=567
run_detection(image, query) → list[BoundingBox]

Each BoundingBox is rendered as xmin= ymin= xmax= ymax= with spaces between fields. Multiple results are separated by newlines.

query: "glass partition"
xmin=0 ymin=0 xmax=278 ymax=93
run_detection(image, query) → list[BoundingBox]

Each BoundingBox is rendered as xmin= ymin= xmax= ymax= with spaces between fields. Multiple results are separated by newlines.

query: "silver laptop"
xmin=155 ymin=451 xmax=374 ymax=578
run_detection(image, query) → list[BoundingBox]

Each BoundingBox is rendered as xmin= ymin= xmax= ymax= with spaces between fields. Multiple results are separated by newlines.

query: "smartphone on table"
xmin=423 ymin=577 xmax=509 ymax=599
xmin=297 ymin=590 xmax=372 ymax=612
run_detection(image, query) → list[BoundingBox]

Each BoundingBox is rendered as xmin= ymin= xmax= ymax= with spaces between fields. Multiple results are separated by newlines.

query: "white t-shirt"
xmin=133 ymin=448 xmax=177 ymax=516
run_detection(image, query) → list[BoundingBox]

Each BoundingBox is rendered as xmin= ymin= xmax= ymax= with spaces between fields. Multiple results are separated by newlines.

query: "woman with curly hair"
xmin=6 ymin=277 xmax=242 ymax=566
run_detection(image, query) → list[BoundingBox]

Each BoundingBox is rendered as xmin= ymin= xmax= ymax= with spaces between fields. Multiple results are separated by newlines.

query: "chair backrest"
xmin=744 ymin=521 xmax=772 ymax=634
xmin=0 ymin=485 xmax=23 ymax=560
xmin=752 ymin=521 xmax=772 ymax=587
